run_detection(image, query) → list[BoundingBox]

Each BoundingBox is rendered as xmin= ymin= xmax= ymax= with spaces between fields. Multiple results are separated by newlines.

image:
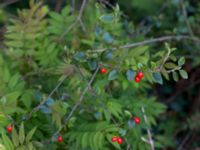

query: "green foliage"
xmin=1 ymin=122 xmax=38 ymax=150
xmin=67 ymin=121 xmax=121 ymax=150
xmin=0 ymin=0 xmax=197 ymax=149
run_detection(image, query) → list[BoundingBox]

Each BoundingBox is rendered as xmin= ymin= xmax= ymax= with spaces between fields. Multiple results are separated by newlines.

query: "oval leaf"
xmin=126 ymin=70 xmax=136 ymax=81
xmin=19 ymin=122 xmax=25 ymax=144
xmin=178 ymin=57 xmax=185 ymax=66
xmin=26 ymin=127 xmax=37 ymax=142
xmin=172 ymin=71 xmax=179 ymax=82
xmin=179 ymin=70 xmax=188 ymax=79
xmin=108 ymin=70 xmax=118 ymax=81
xmin=99 ymin=14 xmax=114 ymax=23
xmin=164 ymin=62 xmax=177 ymax=69
xmin=152 ymin=73 xmax=163 ymax=84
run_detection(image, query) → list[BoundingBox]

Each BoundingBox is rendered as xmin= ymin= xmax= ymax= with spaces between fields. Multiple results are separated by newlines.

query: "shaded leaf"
xmin=108 ymin=70 xmax=118 ymax=80
xmin=164 ymin=62 xmax=177 ymax=69
xmin=99 ymin=14 xmax=114 ymax=23
xmin=126 ymin=70 xmax=136 ymax=81
xmin=26 ymin=127 xmax=37 ymax=142
xmin=152 ymin=73 xmax=163 ymax=84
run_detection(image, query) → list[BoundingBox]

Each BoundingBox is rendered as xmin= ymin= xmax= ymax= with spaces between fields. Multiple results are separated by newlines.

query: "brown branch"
xmin=88 ymin=35 xmax=200 ymax=53
xmin=177 ymin=132 xmax=192 ymax=150
xmin=50 ymin=65 xmax=100 ymax=140
xmin=55 ymin=0 xmax=64 ymax=12
xmin=27 ymin=76 xmax=67 ymax=120
xmin=0 ymin=0 xmax=19 ymax=8
xmin=141 ymin=107 xmax=155 ymax=150
xmin=61 ymin=0 xmax=87 ymax=38
xmin=180 ymin=0 xmax=194 ymax=37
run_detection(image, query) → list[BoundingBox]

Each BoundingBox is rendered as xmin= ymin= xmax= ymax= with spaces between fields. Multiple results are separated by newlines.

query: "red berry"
xmin=6 ymin=125 xmax=12 ymax=133
xmin=111 ymin=136 xmax=118 ymax=142
xmin=133 ymin=116 xmax=140 ymax=124
xmin=100 ymin=68 xmax=107 ymax=74
xmin=117 ymin=137 xmax=123 ymax=144
xmin=135 ymin=76 xmax=141 ymax=83
xmin=137 ymin=71 xmax=144 ymax=79
xmin=58 ymin=135 xmax=63 ymax=143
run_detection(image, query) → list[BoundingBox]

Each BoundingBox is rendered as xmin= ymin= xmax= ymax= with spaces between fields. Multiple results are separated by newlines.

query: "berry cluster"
xmin=100 ymin=68 xmax=144 ymax=83
xmin=111 ymin=116 xmax=140 ymax=145
xmin=135 ymin=71 xmax=144 ymax=83
xmin=5 ymin=68 xmax=142 ymax=144
xmin=111 ymin=136 xmax=123 ymax=144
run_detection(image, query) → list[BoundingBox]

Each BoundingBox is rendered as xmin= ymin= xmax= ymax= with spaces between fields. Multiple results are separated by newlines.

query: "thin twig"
xmin=177 ymin=132 xmax=192 ymax=150
xmin=61 ymin=0 xmax=87 ymax=38
xmin=27 ymin=76 xmax=67 ymax=120
xmin=50 ymin=65 xmax=100 ymax=140
xmin=99 ymin=0 xmax=128 ymax=18
xmin=88 ymin=35 xmax=200 ymax=53
xmin=71 ymin=0 xmax=76 ymax=12
xmin=180 ymin=0 xmax=194 ymax=37
xmin=55 ymin=0 xmax=64 ymax=12
xmin=0 ymin=0 xmax=19 ymax=8
xmin=141 ymin=107 xmax=155 ymax=150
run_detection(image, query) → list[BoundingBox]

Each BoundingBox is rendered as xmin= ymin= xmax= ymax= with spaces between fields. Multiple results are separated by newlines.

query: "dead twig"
xmin=141 ymin=107 xmax=155 ymax=150
xmin=180 ymin=0 xmax=194 ymax=37
xmin=88 ymin=35 xmax=200 ymax=53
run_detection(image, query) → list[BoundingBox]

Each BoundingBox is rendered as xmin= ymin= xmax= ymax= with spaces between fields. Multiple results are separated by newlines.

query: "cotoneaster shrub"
xmin=1 ymin=0 xmax=197 ymax=150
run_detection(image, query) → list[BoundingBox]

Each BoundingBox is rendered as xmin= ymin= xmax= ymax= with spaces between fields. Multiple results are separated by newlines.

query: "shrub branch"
xmin=141 ymin=107 xmax=155 ymax=150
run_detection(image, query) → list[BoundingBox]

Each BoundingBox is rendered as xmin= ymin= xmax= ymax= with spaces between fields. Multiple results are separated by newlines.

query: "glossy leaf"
xmin=152 ymin=73 xmax=163 ymax=84
xmin=108 ymin=70 xmax=118 ymax=80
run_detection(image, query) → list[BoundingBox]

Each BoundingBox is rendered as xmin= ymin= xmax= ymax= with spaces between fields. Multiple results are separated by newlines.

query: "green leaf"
xmin=164 ymin=62 xmax=177 ymax=69
xmin=19 ymin=122 xmax=25 ymax=144
xmin=93 ymin=132 xmax=102 ymax=150
xmin=26 ymin=127 xmax=37 ymax=142
xmin=99 ymin=14 xmax=114 ymax=23
xmin=126 ymin=70 xmax=136 ymax=81
xmin=8 ymin=73 xmax=19 ymax=89
xmin=103 ymin=110 xmax=111 ymax=122
xmin=27 ymin=142 xmax=35 ymax=150
xmin=49 ymin=12 xmax=62 ymax=22
xmin=179 ymin=70 xmax=188 ymax=79
xmin=103 ymin=32 xmax=114 ymax=43
xmin=108 ymin=70 xmax=118 ymax=80
xmin=81 ymin=132 xmax=89 ymax=148
xmin=152 ymin=73 xmax=163 ymax=84
xmin=130 ymin=46 xmax=148 ymax=56
xmin=12 ymin=127 xmax=19 ymax=147
xmin=161 ymin=69 xmax=169 ymax=80
xmin=172 ymin=71 xmax=179 ymax=82
xmin=178 ymin=57 xmax=185 ymax=66
xmin=2 ymin=132 xmax=14 ymax=150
